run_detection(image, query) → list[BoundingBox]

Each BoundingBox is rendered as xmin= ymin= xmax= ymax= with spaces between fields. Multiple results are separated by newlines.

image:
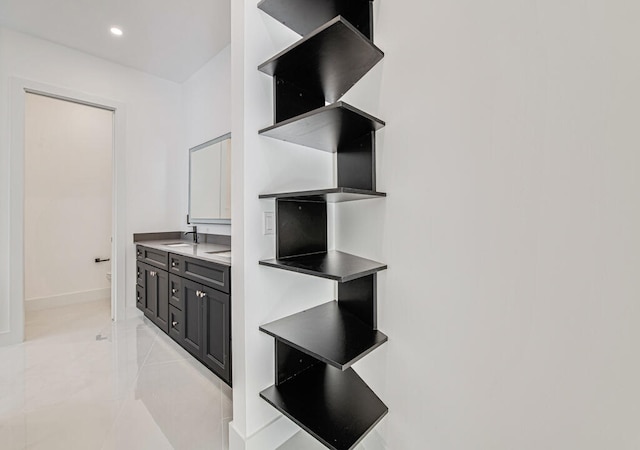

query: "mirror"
xmin=189 ymin=133 xmax=231 ymax=224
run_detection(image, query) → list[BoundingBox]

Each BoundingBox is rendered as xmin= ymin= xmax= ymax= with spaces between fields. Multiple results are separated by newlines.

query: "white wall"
xmin=230 ymin=0 xmax=336 ymax=445
xmin=335 ymin=1 xmax=640 ymax=449
xmin=24 ymin=93 xmax=112 ymax=306
xmin=0 ymin=27 xmax=184 ymax=343
xmin=182 ymin=45 xmax=233 ymax=236
xmin=228 ymin=0 xmax=640 ymax=448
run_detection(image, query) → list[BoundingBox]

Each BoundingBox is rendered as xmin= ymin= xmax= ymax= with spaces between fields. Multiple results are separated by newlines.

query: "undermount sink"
xmin=207 ymin=251 xmax=231 ymax=257
xmin=165 ymin=242 xmax=193 ymax=248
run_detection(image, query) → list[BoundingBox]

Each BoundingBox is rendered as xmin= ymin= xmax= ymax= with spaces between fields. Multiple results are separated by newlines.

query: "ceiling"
xmin=0 ymin=0 xmax=230 ymax=83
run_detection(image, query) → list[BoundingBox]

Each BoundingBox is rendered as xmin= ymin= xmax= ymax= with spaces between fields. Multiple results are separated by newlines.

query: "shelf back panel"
xmin=276 ymin=199 xmax=327 ymax=259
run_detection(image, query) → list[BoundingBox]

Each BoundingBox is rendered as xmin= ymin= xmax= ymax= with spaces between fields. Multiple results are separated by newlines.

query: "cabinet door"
xmin=202 ymin=285 xmax=231 ymax=385
xmin=154 ymin=269 xmax=169 ymax=334
xmin=181 ymin=278 xmax=203 ymax=359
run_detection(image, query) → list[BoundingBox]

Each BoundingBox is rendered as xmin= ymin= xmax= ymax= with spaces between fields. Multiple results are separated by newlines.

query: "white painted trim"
xmin=229 ymin=417 xmax=299 ymax=450
xmin=25 ymin=288 xmax=111 ymax=311
xmin=360 ymin=430 xmax=388 ymax=450
xmin=5 ymin=77 xmax=127 ymax=345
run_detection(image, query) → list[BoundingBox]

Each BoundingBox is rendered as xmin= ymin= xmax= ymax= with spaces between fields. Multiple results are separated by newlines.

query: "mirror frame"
xmin=188 ymin=132 xmax=231 ymax=225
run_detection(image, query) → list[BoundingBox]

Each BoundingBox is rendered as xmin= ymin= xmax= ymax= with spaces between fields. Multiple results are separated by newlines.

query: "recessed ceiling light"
xmin=110 ymin=27 xmax=123 ymax=36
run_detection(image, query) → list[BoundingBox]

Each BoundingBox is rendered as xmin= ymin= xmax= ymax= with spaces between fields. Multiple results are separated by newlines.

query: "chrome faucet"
xmin=185 ymin=225 xmax=199 ymax=243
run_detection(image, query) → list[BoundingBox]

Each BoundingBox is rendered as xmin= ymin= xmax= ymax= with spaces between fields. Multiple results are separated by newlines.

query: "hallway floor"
xmin=0 ymin=300 xmax=232 ymax=450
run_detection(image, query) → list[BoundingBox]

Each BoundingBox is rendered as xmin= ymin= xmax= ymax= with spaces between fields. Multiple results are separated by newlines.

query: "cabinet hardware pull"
xmin=172 ymin=321 xmax=178 ymax=327
xmin=201 ymin=292 xmax=207 ymax=298
xmin=196 ymin=290 xmax=201 ymax=297
xmin=172 ymin=288 xmax=177 ymax=294
xmin=172 ymin=262 xmax=178 ymax=267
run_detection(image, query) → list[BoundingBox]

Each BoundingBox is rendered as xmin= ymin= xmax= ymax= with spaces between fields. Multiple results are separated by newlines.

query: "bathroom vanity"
xmin=135 ymin=237 xmax=231 ymax=386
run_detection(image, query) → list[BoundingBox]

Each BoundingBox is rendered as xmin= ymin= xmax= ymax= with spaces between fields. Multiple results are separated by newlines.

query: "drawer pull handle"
xmin=172 ymin=321 xmax=179 ymax=327
xmin=172 ymin=288 xmax=177 ymax=294
xmin=172 ymin=261 xmax=178 ymax=267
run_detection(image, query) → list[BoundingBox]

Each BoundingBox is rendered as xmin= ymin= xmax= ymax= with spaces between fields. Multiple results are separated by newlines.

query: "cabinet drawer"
xmin=169 ymin=254 xmax=182 ymax=274
xmin=136 ymin=261 xmax=144 ymax=287
xmin=139 ymin=245 xmax=168 ymax=270
xmin=136 ymin=284 xmax=145 ymax=312
xmin=169 ymin=305 xmax=184 ymax=342
xmin=181 ymin=255 xmax=230 ymax=294
xmin=169 ymin=274 xmax=183 ymax=310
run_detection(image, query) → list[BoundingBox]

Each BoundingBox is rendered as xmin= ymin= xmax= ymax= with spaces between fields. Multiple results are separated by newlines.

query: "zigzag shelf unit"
xmin=258 ymin=1 xmax=387 ymax=449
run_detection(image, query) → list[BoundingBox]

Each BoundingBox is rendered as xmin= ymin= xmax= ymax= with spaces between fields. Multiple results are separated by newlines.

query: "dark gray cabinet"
xmin=135 ymin=244 xmax=231 ymax=386
xmin=138 ymin=261 xmax=169 ymax=334
xmin=179 ymin=278 xmax=231 ymax=384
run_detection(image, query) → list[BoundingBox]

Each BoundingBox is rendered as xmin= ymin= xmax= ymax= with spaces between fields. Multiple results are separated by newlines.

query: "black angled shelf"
xmin=260 ymin=301 xmax=387 ymax=369
xmin=259 ymin=102 xmax=384 ymax=153
xmin=258 ymin=17 xmax=383 ymax=106
xmin=260 ymin=364 xmax=387 ymax=450
xmin=260 ymin=250 xmax=386 ymax=283
xmin=258 ymin=0 xmax=375 ymax=39
xmin=259 ymin=187 xmax=386 ymax=203
xmin=258 ymin=1 xmax=387 ymax=448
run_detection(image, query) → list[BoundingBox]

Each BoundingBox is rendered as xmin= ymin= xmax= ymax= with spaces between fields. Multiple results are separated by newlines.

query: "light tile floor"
xmin=0 ymin=299 xmax=232 ymax=450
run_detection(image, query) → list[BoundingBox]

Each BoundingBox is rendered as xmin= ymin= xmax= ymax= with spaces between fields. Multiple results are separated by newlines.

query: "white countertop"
xmin=137 ymin=240 xmax=231 ymax=266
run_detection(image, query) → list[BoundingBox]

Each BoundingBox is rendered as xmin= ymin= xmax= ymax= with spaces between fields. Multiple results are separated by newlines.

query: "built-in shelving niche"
xmin=258 ymin=1 xmax=387 ymax=449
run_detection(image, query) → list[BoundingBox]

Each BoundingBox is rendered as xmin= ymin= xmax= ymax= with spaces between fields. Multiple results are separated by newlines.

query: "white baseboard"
xmin=229 ymin=416 xmax=300 ymax=450
xmin=25 ymin=288 xmax=111 ymax=311
xmin=360 ymin=430 xmax=387 ymax=450
xmin=0 ymin=329 xmax=22 ymax=346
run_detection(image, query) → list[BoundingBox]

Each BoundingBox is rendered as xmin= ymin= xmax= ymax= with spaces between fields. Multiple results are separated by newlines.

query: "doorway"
xmin=23 ymin=93 xmax=114 ymax=338
xmin=3 ymin=79 xmax=128 ymax=346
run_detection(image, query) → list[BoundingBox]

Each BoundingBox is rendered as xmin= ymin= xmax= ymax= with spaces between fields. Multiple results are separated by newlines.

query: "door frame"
xmin=8 ymin=78 xmax=127 ymax=342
